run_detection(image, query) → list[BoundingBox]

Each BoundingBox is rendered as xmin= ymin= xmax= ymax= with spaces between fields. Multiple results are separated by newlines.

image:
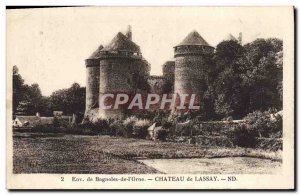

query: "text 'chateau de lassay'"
xmin=84 ymin=26 xmax=242 ymax=122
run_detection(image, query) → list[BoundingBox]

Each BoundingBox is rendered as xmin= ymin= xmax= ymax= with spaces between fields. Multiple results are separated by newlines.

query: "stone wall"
xmin=85 ymin=59 xmax=100 ymax=120
xmin=162 ymin=61 xmax=175 ymax=81
xmin=99 ymin=55 xmax=150 ymax=119
xmin=173 ymin=45 xmax=214 ymax=110
xmin=174 ymin=55 xmax=206 ymax=106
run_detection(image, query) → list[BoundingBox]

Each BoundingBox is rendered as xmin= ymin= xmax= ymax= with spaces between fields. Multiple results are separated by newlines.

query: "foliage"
xmin=229 ymin=124 xmax=257 ymax=148
xmin=202 ymin=38 xmax=283 ymax=119
xmin=119 ymin=116 xmax=136 ymax=138
xmin=132 ymin=119 xmax=151 ymax=139
xmin=13 ymin=65 xmax=86 ymax=117
xmin=50 ymin=83 xmax=85 ymax=115
xmin=244 ymin=109 xmax=282 ymax=138
xmin=13 ymin=66 xmax=25 ymax=116
xmin=13 ymin=66 xmax=48 ymax=116
xmin=209 ymin=40 xmax=248 ymax=118
xmin=155 ymin=129 xmax=168 ymax=141
xmin=52 ymin=117 xmax=60 ymax=128
xmin=79 ymin=119 xmax=111 ymax=134
xmin=241 ymin=39 xmax=283 ymax=113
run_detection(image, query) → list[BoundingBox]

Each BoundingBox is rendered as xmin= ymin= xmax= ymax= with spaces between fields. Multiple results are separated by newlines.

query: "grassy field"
xmin=13 ymin=132 xmax=282 ymax=174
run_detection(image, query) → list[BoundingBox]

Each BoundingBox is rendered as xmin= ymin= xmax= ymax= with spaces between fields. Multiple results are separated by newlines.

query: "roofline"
xmin=174 ymin=44 xmax=215 ymax=48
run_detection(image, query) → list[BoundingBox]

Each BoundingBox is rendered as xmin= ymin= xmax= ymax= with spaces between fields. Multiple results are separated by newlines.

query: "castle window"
xmin=127 ymin=78 xmax=131 ymax=84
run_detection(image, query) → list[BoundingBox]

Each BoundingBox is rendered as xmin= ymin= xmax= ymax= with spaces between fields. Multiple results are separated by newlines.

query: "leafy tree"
xmin=210 ymin=40 xmax=247 ymax=119
xmin=242 ymin=38 xmax=283 ymax=112
xmin=50 ymin=83 xmax=85 ymax=115
xmin=13 ymin=66 xmax=25 ymax=115
xmin=13 ymin=66 xmax=45 ymax=116
xmin=207 ymin=38 xmax=283 ymax=119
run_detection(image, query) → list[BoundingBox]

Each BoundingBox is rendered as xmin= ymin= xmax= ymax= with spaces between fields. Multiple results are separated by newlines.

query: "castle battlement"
xmin=174 ymin=45 xmax=214 ymax=57
xmin=97 ymin=51 xmax=143 ymax=60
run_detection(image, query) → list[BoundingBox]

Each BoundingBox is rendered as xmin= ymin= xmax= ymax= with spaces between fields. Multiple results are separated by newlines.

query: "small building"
xmin=13 ymin=113 xmax=55 ymax=128
xmin=53 ymin=111 xmax=63 ymax=117
xmin=13 ymin=116 xmax=41 ymax=128
xmin=40 ymin=117 xmax=55 ymax=125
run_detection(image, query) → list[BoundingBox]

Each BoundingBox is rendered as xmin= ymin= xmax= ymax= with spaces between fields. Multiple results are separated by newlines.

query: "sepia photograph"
xmin=6 ymin=6 xmax=294 ymax=190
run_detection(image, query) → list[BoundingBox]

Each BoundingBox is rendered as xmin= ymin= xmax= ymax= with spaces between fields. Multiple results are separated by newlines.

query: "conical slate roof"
xmin=88 ymin=45 xmax=104 ymax=59
xmin=177 ymin=31 xmax=210 ymax=47
xmin=223 ymin=34 xmax=238 ymax=42
xmin=102 ymin=32 xmax=141 ymax=53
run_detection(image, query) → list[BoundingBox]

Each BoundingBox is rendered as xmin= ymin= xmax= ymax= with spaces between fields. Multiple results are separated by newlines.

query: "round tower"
xmin=173 ymin=31 xmax=214 ymax=111
xmin=162 ymin=61 xmax=175 ymax=94
xmin=162 ymin=61 xmax=175 ymax=82
xmin=84 ymin=45 xmax=103 ymax=121
xmin=98 ymin=29 xmax=150 ymax=119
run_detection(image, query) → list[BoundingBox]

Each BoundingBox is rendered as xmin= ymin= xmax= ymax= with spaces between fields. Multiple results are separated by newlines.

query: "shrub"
xmin=109 ymin=120 xmax=123 ymax=136
xmin=175 ymin=121 xmax=195 ymax=136
xmin=256 ymin=137 xmax=283 ymax=151
xmin=95 ymin=119 xmax=111 ymax=134
xmin=53 ymin=117 xmax=60 ymax=128
xmin=133 ymin=119 xmax=151 ymax=139
xmin=229 ymin=124 xmax=257 ymax=148
xmin=78 ymin=119 xmax=111 ymax=134
xmin=122 ymin=116 xmax=138 ymax=138
xmin=155 ymin=128 xmax=168 ymax=141
xmin=123 ymin=116 xmax=138 ymax=126
xmin=244 ymin=110 xmax=282 ymax=138
xmin=32 ymin=124 xmax=61 ymax=133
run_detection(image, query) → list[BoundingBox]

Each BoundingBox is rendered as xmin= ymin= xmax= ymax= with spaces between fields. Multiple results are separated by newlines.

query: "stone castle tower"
xmin=173 ymin=31 xmax=214 ymax=110
xmin=84 ymin=28 xmax=215 ymax=121
xmin=84 ymin=27 xmax=150 ymax=121
xmin=85 ymin=45 xmax=103 ymax=121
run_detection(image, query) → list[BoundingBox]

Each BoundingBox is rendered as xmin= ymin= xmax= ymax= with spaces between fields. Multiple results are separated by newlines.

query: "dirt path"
xmin=139 ymin=157 xmax=281 ymax=174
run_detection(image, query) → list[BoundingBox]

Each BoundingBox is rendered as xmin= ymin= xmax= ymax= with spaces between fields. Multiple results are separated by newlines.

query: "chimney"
xmin=36 ymin=112 xmax=40 ymax=117
xmin=126 ymin=25 xmax=132 ymax=41
xmin=238 ymin=32 xmax=242 ymax=45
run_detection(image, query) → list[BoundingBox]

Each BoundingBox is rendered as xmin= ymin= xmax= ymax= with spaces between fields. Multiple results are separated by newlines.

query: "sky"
xmin=7 ymin=7 xmax=290 ymax=96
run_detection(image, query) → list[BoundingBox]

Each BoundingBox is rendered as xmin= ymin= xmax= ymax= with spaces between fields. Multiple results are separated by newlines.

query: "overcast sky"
xmin=7 ymin=7 xmax=290 ymax=95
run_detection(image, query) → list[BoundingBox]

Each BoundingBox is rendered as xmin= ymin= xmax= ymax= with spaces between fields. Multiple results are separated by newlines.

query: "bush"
xmin=109 ymin=120 xmax=123 ymax=136
xmin=155 ymin=129 xmax=168 ymax=141
xmin=31 ymin=124 xmax=61 ymax=133
xmin=133 ymin=119 xmax=151 ymax=139
xmin=53 ymin=117 xmax=60 ymax=128
xmin=256 ymin=137 xmax=282 ymax=151
xmin=229 ymin=124 xmax=257 ymax=148
xmin=244 ymin=110 xmax=282 ymax=138
xmin=78 ymin=119 xmax=111 ymax=134
xmin=122 ymin=116 xmax=138 ymax=138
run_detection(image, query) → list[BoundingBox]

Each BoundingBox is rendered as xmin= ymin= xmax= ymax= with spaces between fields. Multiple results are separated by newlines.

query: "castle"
xmin=84 ymin=26 xmax=239 ymax=122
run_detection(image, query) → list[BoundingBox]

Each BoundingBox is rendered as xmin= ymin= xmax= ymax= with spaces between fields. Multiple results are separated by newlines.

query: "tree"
xmin=50 ymin=83 xmax=85 ymax=115
xmin=13 ymin=66 xmax=45 ymax=116
xmin=13 ymin=66 xmax=25 ymax=115
xmin=210 ymin=40 xmax=247 ymax=119
xmin=242 ymin=38 xmax=283 ymax=112
xmin=208 ymin=38 xmax=283 ymax=119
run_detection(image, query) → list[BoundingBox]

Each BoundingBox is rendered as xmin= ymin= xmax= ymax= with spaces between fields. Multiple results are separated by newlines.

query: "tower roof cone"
xmin=88 ymin=45 xmax=104 ymax=59
xmin=223 ymin=33 xmax=238 ymax=42
xmin=177 ymin=31 xmax=210 ymax=47
xmin=102 ymin=32 xmax=141 ymax=53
